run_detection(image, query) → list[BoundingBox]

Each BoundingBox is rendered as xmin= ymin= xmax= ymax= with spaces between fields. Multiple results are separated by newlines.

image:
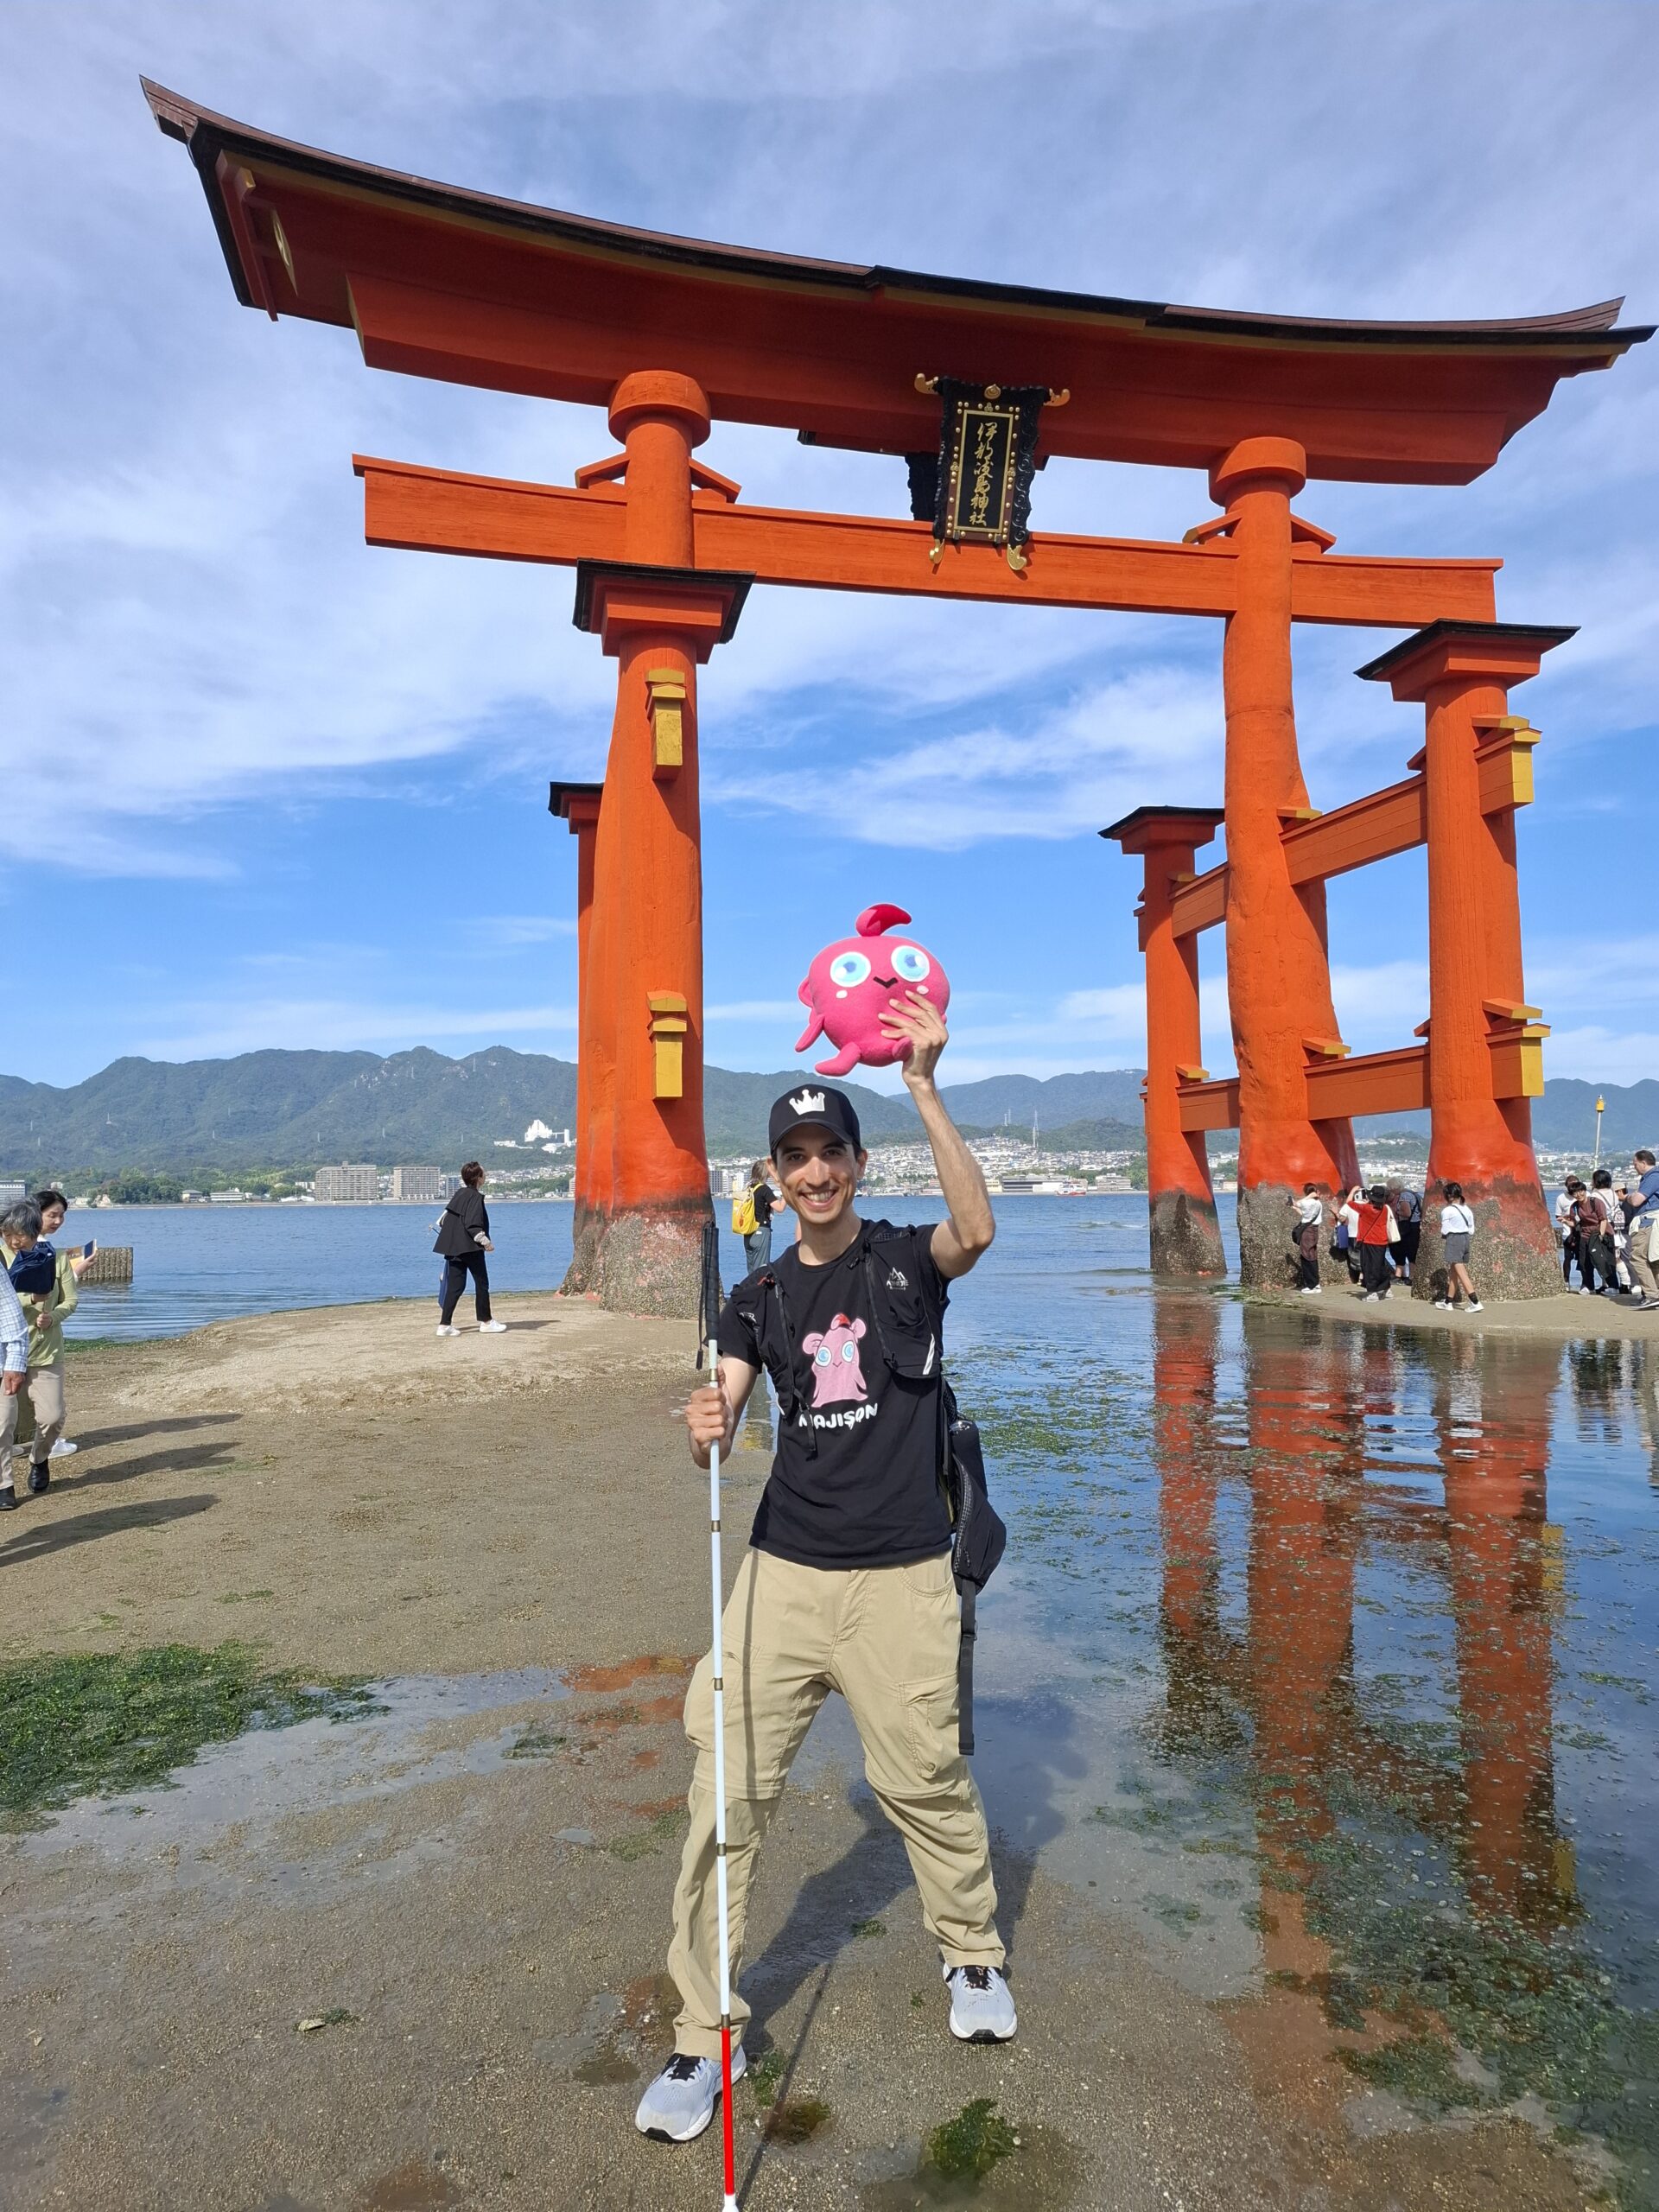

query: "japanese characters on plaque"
xmin=912 ymin=375 xmax=1068 ymax=572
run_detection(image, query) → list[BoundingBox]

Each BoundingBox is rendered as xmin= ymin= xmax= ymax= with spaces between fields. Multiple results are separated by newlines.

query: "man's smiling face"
xmin=771 ymin=1124 xmax=866 ymax=1233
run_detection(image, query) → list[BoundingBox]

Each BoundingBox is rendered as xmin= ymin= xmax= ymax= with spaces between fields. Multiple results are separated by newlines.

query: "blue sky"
xmin=5 ymin=1 xmax=1656 ymax=1094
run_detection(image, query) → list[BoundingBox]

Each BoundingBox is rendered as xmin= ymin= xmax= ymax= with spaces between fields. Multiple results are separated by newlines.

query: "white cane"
xmin=698 ymin=1222 xmax=740 ymax=2211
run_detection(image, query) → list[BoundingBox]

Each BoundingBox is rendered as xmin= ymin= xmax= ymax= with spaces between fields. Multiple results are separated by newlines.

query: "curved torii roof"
xmin=144 ymin=79 xmax=1649 ymax=486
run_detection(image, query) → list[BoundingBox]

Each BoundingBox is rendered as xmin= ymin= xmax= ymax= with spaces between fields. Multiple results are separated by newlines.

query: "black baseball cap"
xmin=768 ymin=1083 xmax=862 ymax=1156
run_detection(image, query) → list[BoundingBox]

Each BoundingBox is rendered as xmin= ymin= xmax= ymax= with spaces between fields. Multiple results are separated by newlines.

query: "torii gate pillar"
xmin=1359 ymin=621 xmax=1566 ymax=1300
xmin=561 ymin=372 xmax=750 ymax=1315
xmin=548 ymin=779 xmax=602 ymax=1220
xmin=1213 ymin=438 xmax=1359 ymax=1286
xmin=1109 ymin=807 xmax=1226 ymax=1277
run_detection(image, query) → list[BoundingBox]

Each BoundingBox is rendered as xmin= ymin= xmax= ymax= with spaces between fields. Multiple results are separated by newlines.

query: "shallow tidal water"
xmin=932 ymin=1213 xmax=1659 ymax=2205
xmin=41 ymin=1196 xmax=1659 ymax=2200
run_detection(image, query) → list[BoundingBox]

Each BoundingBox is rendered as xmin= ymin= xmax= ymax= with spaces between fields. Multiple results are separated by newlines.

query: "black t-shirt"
xmin=718 ymin=1220 xmax=953 ymax=1571
xmin=752 ymin=1183 xmax=776 ymax=1228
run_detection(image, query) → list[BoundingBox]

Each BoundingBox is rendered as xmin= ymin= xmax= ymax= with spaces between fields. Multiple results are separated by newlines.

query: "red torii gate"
xmin=146 ymin=80 xmax=1649 ymax=1310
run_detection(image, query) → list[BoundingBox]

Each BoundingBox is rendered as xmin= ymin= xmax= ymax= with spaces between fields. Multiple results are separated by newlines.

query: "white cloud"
xmin=1328 ymin=958 xmax=1432 ymax=1042
xmin=705 ymin=1000 xmax=804 ymax=1021
xmin=8 ymin=0 xmax=1655 ymax=880
xmin=731 ymin=663 xmax=1223 ymax=848
xmin=1540 ymin=1028 xmax=1659 ymax=1086
xmin=463 ymin=915 xmax=578 ymax=946
xmin=1054 ymin=985 xmax=1147 ymax=1034
xmin=136 ymin=998 xmax=578 ymax=1061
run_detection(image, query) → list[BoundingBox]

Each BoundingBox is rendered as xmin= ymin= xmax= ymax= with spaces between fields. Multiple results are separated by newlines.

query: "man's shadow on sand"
xmin=0 ymin=1494 xmax=216 ymax=1567
xmin=69 ymin=1414 xmax=239 ymax=1450
xmin=745 ymin=1686 xmax=1083 ymax=2011
xmin=734 ymin=1686 xmax=1084 ymax=2196
xmin=49 ymin=1439 xmax=242 ymax=1497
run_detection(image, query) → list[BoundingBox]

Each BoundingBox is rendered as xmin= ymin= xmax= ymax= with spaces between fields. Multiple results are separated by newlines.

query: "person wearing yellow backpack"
xmin=731 ymin=1160 xmax=779 ymax=1274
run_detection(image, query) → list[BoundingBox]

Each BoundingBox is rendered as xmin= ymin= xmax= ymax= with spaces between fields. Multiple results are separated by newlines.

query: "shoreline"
xmin=1238 ymin=1280 xmax=1659 ymax=1341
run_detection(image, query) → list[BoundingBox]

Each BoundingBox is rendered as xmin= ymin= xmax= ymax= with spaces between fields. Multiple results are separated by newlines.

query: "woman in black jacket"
xmin=435 ymin=1162 xmax=504 ymax=1335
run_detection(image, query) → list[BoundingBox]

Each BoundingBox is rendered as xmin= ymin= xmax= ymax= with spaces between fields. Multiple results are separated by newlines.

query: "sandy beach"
xmin=0 ymin=1295 xmax=1610 ymax=2211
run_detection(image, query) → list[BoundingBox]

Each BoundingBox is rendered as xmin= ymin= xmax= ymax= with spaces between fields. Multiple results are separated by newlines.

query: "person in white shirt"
xmin=1290 ymin=1185 xmax=1325 ymax=1293
xmin=1433 ymin=1182 xmax=1483 ymax=1313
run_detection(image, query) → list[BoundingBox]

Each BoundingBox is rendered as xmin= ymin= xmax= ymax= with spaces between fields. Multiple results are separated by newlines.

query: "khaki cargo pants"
xmin=0 ymin=1366 xmax=65 ymax=1488
xmin=667 ymin=1545 xmax=1002 ymax=2057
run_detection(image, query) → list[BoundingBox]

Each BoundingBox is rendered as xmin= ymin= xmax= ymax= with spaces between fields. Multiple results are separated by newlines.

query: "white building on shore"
xmin=315 ymin=1162 xmax=378 ymax=1203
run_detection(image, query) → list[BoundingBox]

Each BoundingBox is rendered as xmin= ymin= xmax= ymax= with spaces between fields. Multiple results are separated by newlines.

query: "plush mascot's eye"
xmin=815 ymin=1344 xmax=832 ymax=1365
xmin=891 ymin=945 xmax=931 ymax=982
xmin=830 ymin=951 xmax=872 ymax=988
xmin=841 ymin=1339 xmax=857 ymax=1363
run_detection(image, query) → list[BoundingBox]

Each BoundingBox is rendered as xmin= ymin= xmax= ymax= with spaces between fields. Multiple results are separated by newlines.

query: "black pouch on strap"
xmin=940 ymin=1381 xmax=1007 ymax=1757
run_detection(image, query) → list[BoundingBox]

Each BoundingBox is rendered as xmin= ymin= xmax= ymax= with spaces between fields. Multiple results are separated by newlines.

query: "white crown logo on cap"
xmin=790 ymin=1089 xmax=827 ymax=1116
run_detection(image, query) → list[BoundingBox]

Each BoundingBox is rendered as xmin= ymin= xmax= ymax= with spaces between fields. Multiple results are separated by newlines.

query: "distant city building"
xmin=209 ymin=1188 xmax=249 ymax=1203
xmin=315 ymin=1162 xmax=378 ymax=1203
xmin=0 ymin=1180 xmax=24 ymax=1205
xmin=391 ymin=1165 xmax=448 ymax=1202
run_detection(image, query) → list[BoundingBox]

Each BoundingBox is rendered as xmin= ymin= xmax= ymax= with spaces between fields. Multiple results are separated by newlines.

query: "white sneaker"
xmin=478 ymin=1320 xmax=507 ymax=1333
xmin=49 ymin=1439 xmax=78 ymax=1458
xmin=435 ymin=1324 xmax=460 ymax=1338
xmin=1467 ymin=1300 xmax=1484 ymax=1312
xmin=1434 ymin=1299 xmax=1452 ymax=1310
xmin=1577 ymin=1287 xmax=1592 ymax=1297
xmin=1300 ymin=1285 xmax=1322 ymax=1295
xmin=944 ymin=1963 xmax=1017 ymax=2044
xmin=634 ymin=2047 xmax=746 ymax=2142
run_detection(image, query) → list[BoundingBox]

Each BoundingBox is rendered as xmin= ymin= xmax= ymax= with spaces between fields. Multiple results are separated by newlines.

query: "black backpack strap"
xmin=957 ymin=1582 xmax=978 ymax=1758
xmin=730 ymin=1265 xmax=816 ymax=1455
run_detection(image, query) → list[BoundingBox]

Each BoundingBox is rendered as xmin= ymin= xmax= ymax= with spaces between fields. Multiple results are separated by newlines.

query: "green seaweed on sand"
xmin=0 ymin=1643 xmax=382 ymax=1830
xmin=507 ymin=1724 xmax=567 ymax=1759
xmin=764 ymin=2096 xmax=831 ymax=2144
xmin=607 ymin=1808 xmax=686 ymax=1860
xmin=925 ymin=2099 xmax=1018 ymax=2183
xmin=747 ymin=2049 xmax=786 ymax=2108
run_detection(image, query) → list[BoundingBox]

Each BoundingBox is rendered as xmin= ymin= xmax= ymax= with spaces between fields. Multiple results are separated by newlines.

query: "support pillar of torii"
xmin=557 ymin=373 xmax=749 ymax=1315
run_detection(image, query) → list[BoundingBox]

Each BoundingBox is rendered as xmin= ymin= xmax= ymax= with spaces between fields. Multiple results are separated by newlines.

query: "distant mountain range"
xmin=0 ymin=1049 xmax=1146 ymax=1179
xmin=0 ymin=1048 xmax=1648 ymax=1181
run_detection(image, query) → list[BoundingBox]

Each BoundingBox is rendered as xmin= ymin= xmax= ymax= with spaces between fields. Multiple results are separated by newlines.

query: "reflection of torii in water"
xmin=1150 ymin=1298 xmax=1574 ymax=2125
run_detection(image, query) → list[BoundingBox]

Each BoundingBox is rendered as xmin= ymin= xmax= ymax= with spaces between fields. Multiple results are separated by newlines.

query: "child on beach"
xmin=1434 ymin=1183 xmax=1483 ymax=1312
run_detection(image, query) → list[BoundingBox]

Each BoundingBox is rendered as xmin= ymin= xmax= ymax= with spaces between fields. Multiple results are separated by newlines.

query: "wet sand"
xmin=0 ymin=1296 xmax=1604 ymax=2211
xmin=1255 ymin=1281 xmax=1659 ymax=1341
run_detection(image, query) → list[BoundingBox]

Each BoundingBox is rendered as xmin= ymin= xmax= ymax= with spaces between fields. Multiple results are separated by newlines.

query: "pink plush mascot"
xmin=794 ymin=903 xmax=950 ymax=1077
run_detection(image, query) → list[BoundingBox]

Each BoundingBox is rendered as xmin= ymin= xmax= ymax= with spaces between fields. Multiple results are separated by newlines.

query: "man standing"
xmin=1626 ymin=1148 xmax=1659 ymax=1309
xmin=634 ymin=988 xmax=1011 ymax=2148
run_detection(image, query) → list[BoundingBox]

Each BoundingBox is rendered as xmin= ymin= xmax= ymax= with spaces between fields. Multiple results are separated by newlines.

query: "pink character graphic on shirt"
xmin=803 ymin=1313 xmax=868 ymax=1406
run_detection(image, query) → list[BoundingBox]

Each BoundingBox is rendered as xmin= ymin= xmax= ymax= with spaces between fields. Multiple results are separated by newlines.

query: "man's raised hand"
xmin=880 ymin=988 xmax=949 ymax=1088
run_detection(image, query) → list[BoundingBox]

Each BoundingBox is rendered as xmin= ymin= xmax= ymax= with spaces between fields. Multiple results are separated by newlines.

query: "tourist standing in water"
xmin=434 ymin=1163 xmax=505 ymax=1336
